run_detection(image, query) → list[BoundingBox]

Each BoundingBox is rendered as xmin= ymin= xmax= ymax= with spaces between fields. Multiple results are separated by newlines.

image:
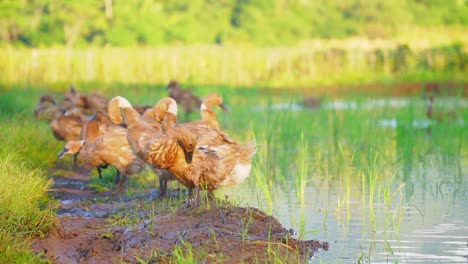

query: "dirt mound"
xmin=31 ymin=170 xmax=328 ymax=263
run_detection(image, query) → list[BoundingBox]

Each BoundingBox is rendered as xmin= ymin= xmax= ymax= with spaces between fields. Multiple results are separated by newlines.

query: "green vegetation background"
xmin=1 ymin=0 xmax=467 ymax=47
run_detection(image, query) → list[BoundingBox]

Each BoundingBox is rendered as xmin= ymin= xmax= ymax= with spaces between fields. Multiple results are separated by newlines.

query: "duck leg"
xmin=97 ymin=166 xmax=104 ymax=179
xmin=207 ymin=190 xmax=215 ymax=201
xmin=158 ymin=177 xmax=167 ymax=197
xmin=97 ymin=167 xmax=102 ymax=179
xmin=114 ymin=171 xmax=126 ymax=193
xmin=96 ymin=164 xmax=110 ymax=180
xmin=113 ymin=169 xmax=121 ymax=184
xmin=193 ymin=185 xmax=201 ymax=208
xmin=186 ymin=187 xmax=194 ymax=206
xmin=72 ymin=153 xmax=78 ymax=168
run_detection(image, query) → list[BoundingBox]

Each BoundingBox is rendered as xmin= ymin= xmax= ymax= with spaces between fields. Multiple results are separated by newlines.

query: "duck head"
xmin=167 ymin=80 xmax=180 ymax=90
xmin=108 ymin=96 xmax=132 ymax=124
xmin=153 ymin=97 xmax=178 ymax=128
xmin=58 ymin=140 xmax=85 ymax=158
xmin=34 ymin=95 xmax=61 ymax=120
xmin=201 ymin=93 xmax=230 ymax=112
xmin=63 ymin=85 xmax=86 ymax=110
xmin=176 ymin=131 xmax=197 ymax=164
xmin=153 ymin=97 xmax=178 ymax=121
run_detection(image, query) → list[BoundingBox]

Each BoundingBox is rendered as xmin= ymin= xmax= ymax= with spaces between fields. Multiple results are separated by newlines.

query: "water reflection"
xmin=221 ymin=96 xmax=467 ymax=263
xmin=222 ymin=173 xmax=467 ymax=262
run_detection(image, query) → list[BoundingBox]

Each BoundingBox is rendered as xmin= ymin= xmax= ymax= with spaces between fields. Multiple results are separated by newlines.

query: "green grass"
xmin=0 ymin=152 xmax=56 ymax=263
xmin=0 ymin=233 xmax=50 ymax=264
xmin=0 ymin=152 xmax=55 ymax=235
xmin=0 ymin=88 xmax=60 ymax=262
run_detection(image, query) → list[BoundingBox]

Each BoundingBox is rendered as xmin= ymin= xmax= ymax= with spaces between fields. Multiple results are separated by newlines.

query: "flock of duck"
xmin=35 ymin=82 xmax=256 ymax=206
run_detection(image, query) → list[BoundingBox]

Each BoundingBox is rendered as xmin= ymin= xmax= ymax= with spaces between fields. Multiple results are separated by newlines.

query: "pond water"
xmin=221 ymin=95 xmax=467 ymax=263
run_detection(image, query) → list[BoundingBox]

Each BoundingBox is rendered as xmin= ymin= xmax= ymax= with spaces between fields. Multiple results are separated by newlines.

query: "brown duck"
xmin=167 ymin=80 xmax=202 ymax=121
xmin=108 ymin=96 xmax=176 ymax=197
xmin=426 ymin=95 xmax=457 ymax=122
xmin=34 ymin=95 xmax=64 ymax=121
xmin=63 ymin=85 xmax=109 ymax=115
xmin=34 ymin=95 xmax=86 ymax=143
xmin=82 ymin=111 xmax=127 ymax=180
xmin=154 ymin=93 xmax=229 ymax=131
xmin=34 ymin=94 xmax=87 ymax=166
xmin=145 ymin=97 xmax=256 ymax=206
xmin=58 ymin=119 xmax=145 ymax=193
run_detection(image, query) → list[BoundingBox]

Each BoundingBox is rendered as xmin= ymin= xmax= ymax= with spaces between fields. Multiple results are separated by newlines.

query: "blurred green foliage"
xmin=0 ymin=0 xmax=466 ymax=47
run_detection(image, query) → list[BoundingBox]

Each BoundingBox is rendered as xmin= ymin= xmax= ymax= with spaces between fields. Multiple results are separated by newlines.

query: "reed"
xmin=294 ymin=132 xmax=309 ymax=239
xmin=0 ymin=41 xmax=465 ymax=87
xmin=251 ymin=142 xmax=275 ymax=214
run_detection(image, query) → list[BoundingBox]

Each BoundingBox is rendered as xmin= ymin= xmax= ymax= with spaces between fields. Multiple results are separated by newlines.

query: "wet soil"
xmin=31 ymin=168 xmax=328 ymax=263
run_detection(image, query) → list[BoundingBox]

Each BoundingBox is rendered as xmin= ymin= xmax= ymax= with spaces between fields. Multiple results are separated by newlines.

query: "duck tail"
xmin=243 ymin=140 xmax=257 ymax=159
xmin=191 ymin=94 xmax=202 ymax=106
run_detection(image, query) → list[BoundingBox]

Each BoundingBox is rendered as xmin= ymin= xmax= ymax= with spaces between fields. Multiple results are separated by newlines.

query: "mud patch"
xmin=32 ymin=170 xmax=328 ymax=263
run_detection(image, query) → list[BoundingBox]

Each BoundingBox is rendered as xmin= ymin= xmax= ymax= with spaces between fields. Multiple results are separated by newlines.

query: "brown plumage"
xmin=301 ymin=96 xmax=322 ymax=109
xmin=87 ymin=110 xmax=125 ymax=136
xmin=35 ymin=94 xmax=87 ymax=167
xmin=34 ymin=94 xmax=86 ymax=142
xmin=58 ymin=119 xmax=146 ymax=193
xmin=108 ymin=96 xmax=176 ymax=197
xmin=64 ymin=85 xmax=150 ymax=115
xmin=193 ymin=93 xmax=230 ymax=129
xmin=167 ymin=80 xmax=202 ymax=120
xmin=82 ymin=111 xmax=127 ymax=180
xmin=154 ymin=97 xmax=231 ymax=150
xmin=145 ymin=98 xmax=256 ymax=206
xmin=155 ymin=93 xmax=229 ymax=131
xmin=63 ymin=85 xmax=109 ymax=115
xmin=133 ymin=105 xmax=152 ymax=115
xmin=49 ymin=112 xmax=86 ymax=142
xmin=34 ymin=95 xmax=64 ymax=121
xmin=426 ymin=95 xmax=456 ymax=121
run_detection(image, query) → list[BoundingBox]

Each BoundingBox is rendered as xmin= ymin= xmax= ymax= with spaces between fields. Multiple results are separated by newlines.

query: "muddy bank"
xmin=32 ymin=169 xmax=328 ymax=263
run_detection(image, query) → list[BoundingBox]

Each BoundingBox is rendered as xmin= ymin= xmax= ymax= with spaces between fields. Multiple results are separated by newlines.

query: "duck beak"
xmin=177 ymin=139 xmax=194 ymax=164
xmin=184 ymin=150 xmax=194 ymax=164
xmin=57 ymin=148 xmax=68 ymax=158
xmin=220 ymin=102 xmax=230 ymax=112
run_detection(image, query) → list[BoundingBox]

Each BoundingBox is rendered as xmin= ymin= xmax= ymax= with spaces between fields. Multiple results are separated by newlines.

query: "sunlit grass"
xmin=0 ymin=153 xmax=56 ymax=235
xmin=0 ymin=233 xmax=50 ymax=264
xmin=0 ymin=152 xmax=56 ymax=262
xmin=0 ymin=40 xmax=465 ymax=87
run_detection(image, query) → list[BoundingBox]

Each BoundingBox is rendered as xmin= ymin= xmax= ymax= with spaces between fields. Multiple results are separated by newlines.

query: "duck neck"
xmin=122 ymin=107 xmax=141 ymax=128
xmin=201 ymin=109 xmax=219 ymax=129
xmin=426 ymin=98 xmax=433 ymax=119
xmin=162 ymin=113 xmax=178 ymax=131
xmin=48 ymin=107 xmax=64 ymax=121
